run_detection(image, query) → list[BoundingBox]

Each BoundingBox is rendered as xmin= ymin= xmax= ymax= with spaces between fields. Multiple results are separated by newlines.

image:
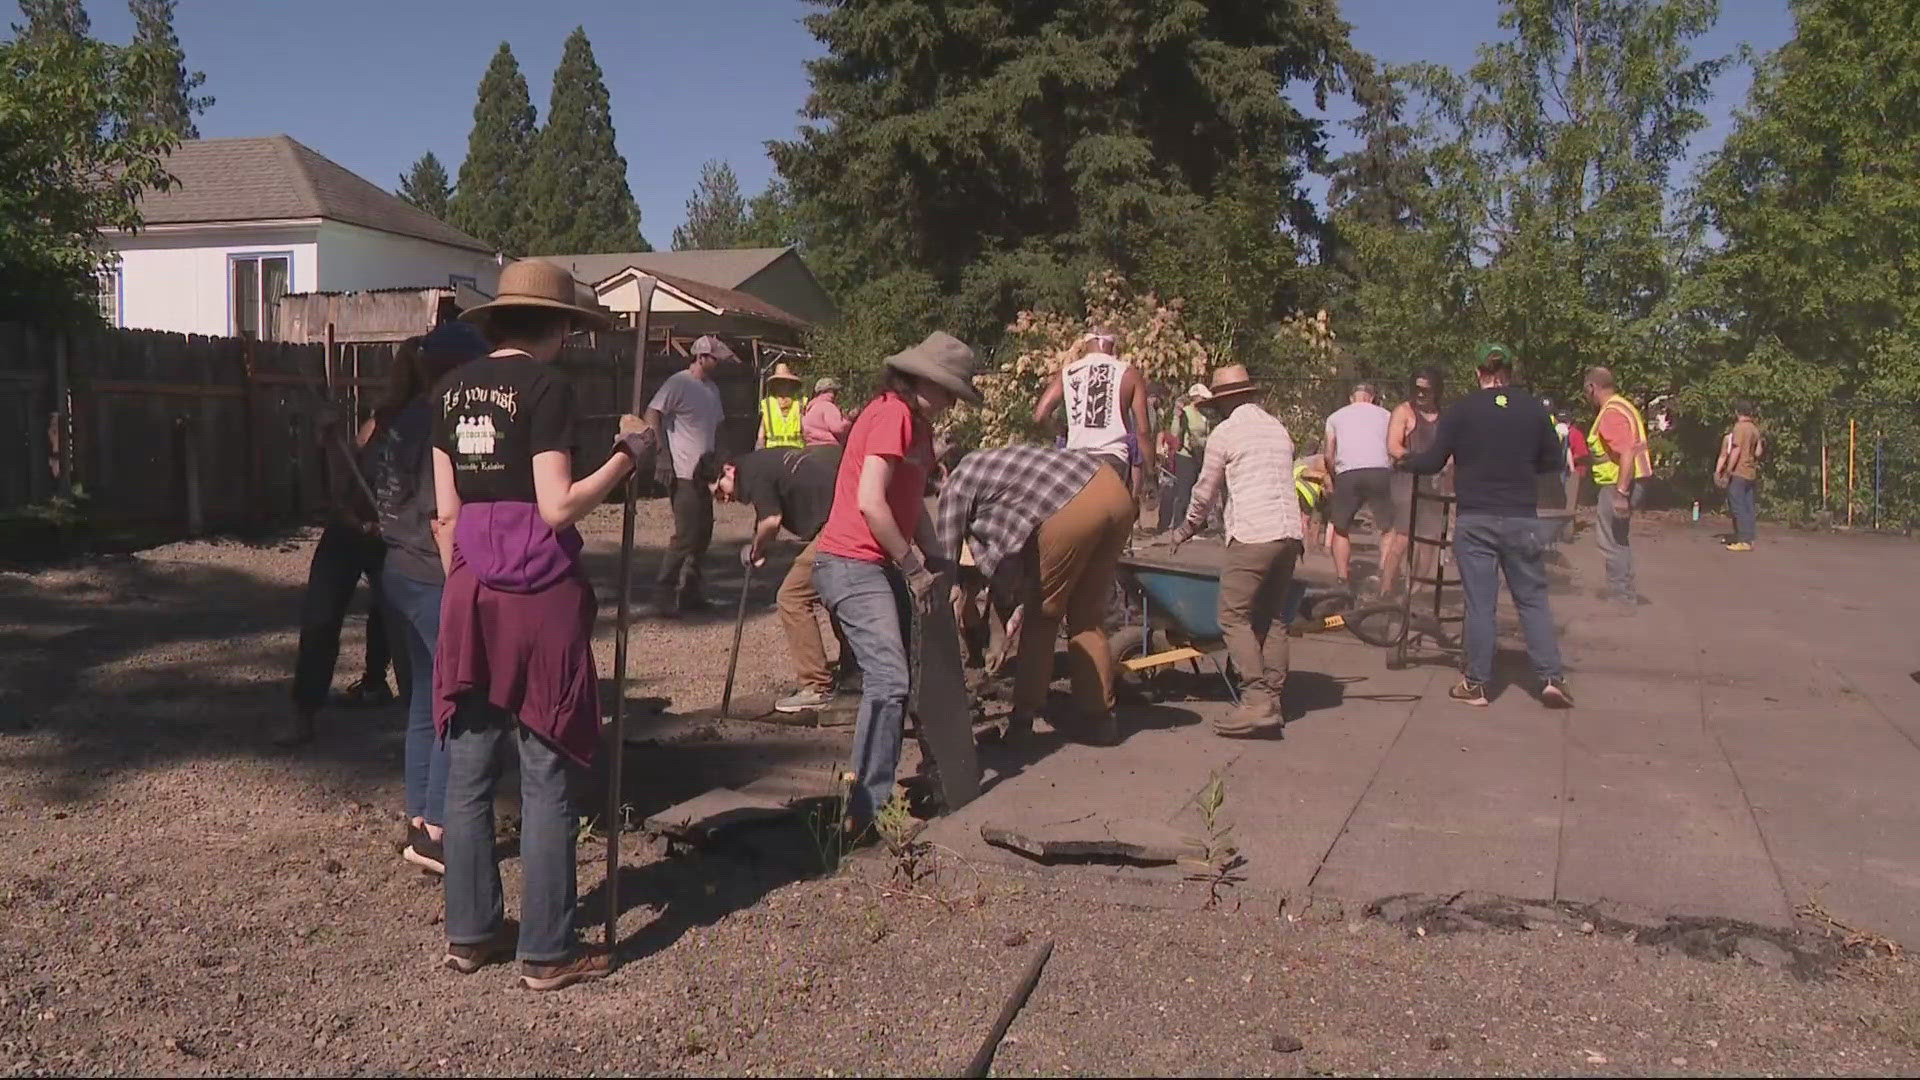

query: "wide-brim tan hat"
xmin=765 ymin=361 xmax=803 ymax=387
xmin=461 ymin=259 xmax=613 ymax=331
xmin=1204 ymin=363 xmax=1260 ymax=402
xmin=884 ymin=330 xmax=981 ymax=404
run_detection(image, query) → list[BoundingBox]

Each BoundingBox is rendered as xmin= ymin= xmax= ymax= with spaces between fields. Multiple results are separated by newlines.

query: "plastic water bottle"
xmin=1691 ymin=500 xmax=1700 ymax=522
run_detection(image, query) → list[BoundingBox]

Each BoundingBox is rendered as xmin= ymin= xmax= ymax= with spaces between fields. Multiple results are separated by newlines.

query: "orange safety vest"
xmin=1588 ymin=394 xmax=1652 ymax=486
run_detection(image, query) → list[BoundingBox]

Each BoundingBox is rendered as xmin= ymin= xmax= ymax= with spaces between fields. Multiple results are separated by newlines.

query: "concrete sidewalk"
xmin=926 ymin=519 xmax=1920 ymax=944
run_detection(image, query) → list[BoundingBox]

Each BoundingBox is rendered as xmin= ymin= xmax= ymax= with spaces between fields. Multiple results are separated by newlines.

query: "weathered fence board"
xmin=0 ymin=322 xmax=765 ymax=527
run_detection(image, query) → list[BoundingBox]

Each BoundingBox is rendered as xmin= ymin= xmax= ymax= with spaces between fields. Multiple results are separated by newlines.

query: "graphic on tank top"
xmin=1068 ymin=361 xmax=1116 ymax=430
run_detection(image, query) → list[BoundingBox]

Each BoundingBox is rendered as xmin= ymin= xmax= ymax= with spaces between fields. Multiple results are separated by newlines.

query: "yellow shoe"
xmin=1724 ymin=542 xmax=1752 ymax=552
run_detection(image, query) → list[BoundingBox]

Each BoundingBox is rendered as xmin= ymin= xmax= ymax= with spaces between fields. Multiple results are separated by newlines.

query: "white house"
xmin=101 ymin=135 xmax=499 ymax=339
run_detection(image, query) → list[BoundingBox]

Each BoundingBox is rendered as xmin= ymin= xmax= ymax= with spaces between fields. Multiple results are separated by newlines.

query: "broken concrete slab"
xmin=979 ymin=817 xmax=1203 ymax=865
xmin=642 ymin=787 xmax=792 ymax=845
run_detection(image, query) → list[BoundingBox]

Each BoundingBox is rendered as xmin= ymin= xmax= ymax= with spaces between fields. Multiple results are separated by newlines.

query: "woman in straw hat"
xmin=428 ymin=259 xmax=656 ymax=991
xmin=757 ymin=361 xmax=806 ymax=450
xmin=1166 ymin=364 xmax=1303 ymax=738
xmin=811 ymin=331 xmax=978 ymax=831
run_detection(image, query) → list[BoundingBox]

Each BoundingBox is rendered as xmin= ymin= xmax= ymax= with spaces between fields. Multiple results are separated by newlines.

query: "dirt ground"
xmin=6 ymin=502 xmax=1920 ymax=1077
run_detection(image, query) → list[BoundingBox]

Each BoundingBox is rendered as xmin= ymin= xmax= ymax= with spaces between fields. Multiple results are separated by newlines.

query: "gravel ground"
xmin=5 ymin=503 xmax=1920 ymax=1076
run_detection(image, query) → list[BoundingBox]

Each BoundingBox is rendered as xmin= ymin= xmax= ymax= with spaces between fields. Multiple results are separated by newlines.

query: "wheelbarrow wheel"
xmin=1110 ymin=625 xmax=1170 ymax=702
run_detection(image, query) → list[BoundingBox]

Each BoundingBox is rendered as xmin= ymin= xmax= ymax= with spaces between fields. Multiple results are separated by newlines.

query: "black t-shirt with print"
xmin=733 ymin=445 xmax=841 ymax=541
xmin=431 ymin=355 xmax=578 ymax=503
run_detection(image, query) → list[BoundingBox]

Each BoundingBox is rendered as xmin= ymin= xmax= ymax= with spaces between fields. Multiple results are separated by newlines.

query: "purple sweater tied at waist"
xmin=453 ymin=501 xmax=583 ymax=592
xmin=434 ymin=501 xmax=599 ymax=765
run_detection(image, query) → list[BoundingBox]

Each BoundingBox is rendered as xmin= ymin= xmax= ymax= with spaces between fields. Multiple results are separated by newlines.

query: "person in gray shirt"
xmin=646 ymin=334 xmax=737 ymax=612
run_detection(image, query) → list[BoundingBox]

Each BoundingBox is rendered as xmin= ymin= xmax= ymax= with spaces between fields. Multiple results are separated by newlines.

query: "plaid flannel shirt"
xmin=936 ymin=445 xmax=1101 ymax=581
xmin=1185 ymin=403 xmax=1302 ymax=544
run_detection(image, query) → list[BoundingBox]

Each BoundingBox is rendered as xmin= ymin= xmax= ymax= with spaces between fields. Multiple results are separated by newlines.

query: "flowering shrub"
xmin=945 ymin=270 xmax=1216 ymax=449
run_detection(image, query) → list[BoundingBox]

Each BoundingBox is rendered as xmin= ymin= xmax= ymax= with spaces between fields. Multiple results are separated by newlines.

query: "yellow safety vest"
xmin=761 ymin=396 xmax=803 ymax=449
xmin=1588 ymin=394 xmax=1652 ymax=486
xmin=1294 ymin=461 xmax=1322 ymax=511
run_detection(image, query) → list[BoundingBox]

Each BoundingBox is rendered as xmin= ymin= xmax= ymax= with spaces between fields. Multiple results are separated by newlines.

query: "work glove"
xmin=900 ymin=552 xmax=947 ymax=617
xmin=613 ymin=414 xmax=658 ymax=464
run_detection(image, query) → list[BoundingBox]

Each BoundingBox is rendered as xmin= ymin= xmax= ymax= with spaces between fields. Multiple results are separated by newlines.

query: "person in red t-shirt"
xmin=813 ymin=331 xmax=980 ymax=829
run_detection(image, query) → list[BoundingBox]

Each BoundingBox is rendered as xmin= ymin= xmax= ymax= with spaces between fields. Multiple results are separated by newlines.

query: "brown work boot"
xmin=444 ymin=919 xmax=518 ymax=974
xmin=1215 ymin=686 xmax=1281 ymax=738
xmin=520 ymin=946 xmax=613 ymax=991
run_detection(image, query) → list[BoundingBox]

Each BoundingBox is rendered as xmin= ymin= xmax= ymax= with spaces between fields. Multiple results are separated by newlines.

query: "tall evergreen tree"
xmin=446 ymin=42 xmax=536 ymax=253
xmin=524 ymin=27 xmax=644 ymax=254
xmin=126 ymin=0 xmax=210 ymax=138
xmin=397 ymin=151 xmax=452 ymax=221
xmin=671 ymin=159 xmax=747 ymax=250
xmin=769 ymin=0 xmax=1365 ymax=341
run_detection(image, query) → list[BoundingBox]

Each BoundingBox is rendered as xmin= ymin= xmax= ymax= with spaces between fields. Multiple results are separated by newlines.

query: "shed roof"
xmin=598 ymin=266 xmax=811 ymax=331
xmin=138 ymin=136 xmax=493 ymax=254
xmin=535 ymin=248 xmax=791 ymax=291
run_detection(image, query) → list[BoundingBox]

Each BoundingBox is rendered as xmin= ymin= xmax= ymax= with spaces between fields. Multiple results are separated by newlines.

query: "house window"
xmin=230 ymin=253 xmax=291 ymax=339
xmin=95 ymin=264 xmax=120 ymax=326
xmin=448 ymin=274 xmax=477 ymax=290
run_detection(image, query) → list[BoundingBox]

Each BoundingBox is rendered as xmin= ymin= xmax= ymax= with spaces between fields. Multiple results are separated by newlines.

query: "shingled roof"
xmin=138 ymin=136 xmax=492 ymax=254
xmin=535 ymin=248 xmax=792 ymax=291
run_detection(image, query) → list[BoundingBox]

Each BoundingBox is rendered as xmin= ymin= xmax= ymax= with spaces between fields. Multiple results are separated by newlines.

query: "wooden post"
xmin=324 ymin=322 xmax=336 ymax=398
xmin=52 ymin=332 xmax=73 ymax=498
xmin=1848 ymin=418 xmax=1857 ymax=528
xmin=606 ymin=273 xmax=658 ymax=956
xmin=180 ymin=415 xmax=204 ymax=535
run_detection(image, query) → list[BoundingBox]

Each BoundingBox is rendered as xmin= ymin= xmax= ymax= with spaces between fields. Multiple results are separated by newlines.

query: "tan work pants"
xmin=1217 ymin=538 xmax=1302 ymax=715
xmin=778 ymin=541 xmax=834 ymax=693
xmin=1012 ymin=467 xmax=1137 ymax=721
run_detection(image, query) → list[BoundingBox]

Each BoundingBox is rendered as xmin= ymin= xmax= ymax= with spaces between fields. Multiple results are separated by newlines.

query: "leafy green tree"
xmin=397 ymin=151 xmax=452 ymax=220
xmin=447 ymin=42 xmax=536 ymax=253
xmin=1682 ymin=0 xmax=1920 ymax=522
xmin=671 ymin=159 xmax=747 ymax=250
xmin=524 ymin=27 xmax=644 ymax=254
xmin=126 ymin=0 xmax=210 ymax=138
xmin=0 ymin=25 xmax=182 ymax=325
xmin=770 ymin=0 xmax=1366 ymax=346
xmin=1430 ymin=0 xmax=1727 ymax=400
xmin=741 ymin=178 xmax=802 ymax=249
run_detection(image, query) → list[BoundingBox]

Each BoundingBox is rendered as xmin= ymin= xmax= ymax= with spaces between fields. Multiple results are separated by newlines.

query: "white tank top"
xmin=1063 ymin=352 xmax=1129 ymax=460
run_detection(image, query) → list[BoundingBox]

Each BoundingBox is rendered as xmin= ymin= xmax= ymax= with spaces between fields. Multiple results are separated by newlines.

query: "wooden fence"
xmin=0 ymin=322 xmax=760 ymax=530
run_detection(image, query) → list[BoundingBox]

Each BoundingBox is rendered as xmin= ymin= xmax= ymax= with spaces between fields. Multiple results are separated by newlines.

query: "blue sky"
xmin=61 ymin=0 xmax=1795 ymax=247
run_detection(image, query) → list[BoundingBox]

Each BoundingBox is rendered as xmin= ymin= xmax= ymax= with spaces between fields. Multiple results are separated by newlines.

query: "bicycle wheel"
xmin=1343 ymin=600 xmax=1410 ymax=648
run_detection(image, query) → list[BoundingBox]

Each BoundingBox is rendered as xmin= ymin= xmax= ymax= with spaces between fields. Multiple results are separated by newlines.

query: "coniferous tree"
xmin=524 ymin=27 xmax=644 ymax=253
xmin=397 ymin=151 xmax=452 ymax=220
xmin=126 ymin=0 xmax=210 ymax=138
xmin=12 ymin=0 xmax=91 ymax=42
xmin=671 ymin=159 xmax=747 ymax=250
xmin=447 ymin=42 xmax=536 ymax=253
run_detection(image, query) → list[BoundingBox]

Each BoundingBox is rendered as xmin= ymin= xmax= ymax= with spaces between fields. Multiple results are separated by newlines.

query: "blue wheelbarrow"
xmin=1112 ymin=555 xmax=1309 ymax=703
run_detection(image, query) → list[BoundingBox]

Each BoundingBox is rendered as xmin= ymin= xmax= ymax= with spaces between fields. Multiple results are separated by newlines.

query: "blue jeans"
xmin=381 ymin=571 xmax=448 ymax=827
xmin=1727 ymin=476 xmax=1757 ymax=543
xmin=1452 ymin=514 xmax=1564 ymax=686
xmin=443 ymin=698 xmax=577 ymax=962
xmin=812 ymin=553 xmax=912 ymax=821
